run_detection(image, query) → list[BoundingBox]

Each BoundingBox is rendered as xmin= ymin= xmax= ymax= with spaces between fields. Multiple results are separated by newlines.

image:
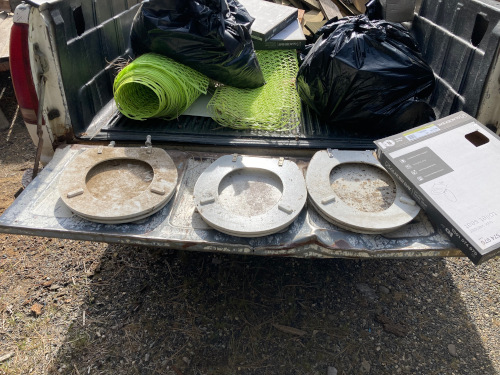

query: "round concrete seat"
xmin=194 ymin=155 xmax=307 ymax=237
xmin=58 ymin=147 xmax=177 ymax=224
xmin=306 ymin=150 xmax=420 ymax=234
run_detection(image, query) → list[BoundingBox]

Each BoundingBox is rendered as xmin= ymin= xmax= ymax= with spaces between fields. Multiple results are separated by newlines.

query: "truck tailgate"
xmin=0 ymin=145 xmax=462 ymax=259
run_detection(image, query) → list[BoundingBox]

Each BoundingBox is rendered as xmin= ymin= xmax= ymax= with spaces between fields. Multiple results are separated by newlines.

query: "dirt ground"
xmin=0 ymin=70 xmax=499 ymax=375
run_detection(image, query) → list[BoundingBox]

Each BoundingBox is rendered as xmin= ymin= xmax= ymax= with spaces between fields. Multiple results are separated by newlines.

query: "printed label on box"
xmin=403 ymin=125 xmax=440 ymax=141
xmin=395 ymin=147 xmax=453 ymax=185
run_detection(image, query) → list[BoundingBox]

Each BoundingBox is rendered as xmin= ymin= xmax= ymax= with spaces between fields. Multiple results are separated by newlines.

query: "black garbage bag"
xmin=296 ymin=15 xmax=435 ymax=134
xmin=365 ymin=0 xmax=383 ymax=20
xmin=131 ymin=0 xmax=266 ymax=89
xmin=367 ymin=98 xmax=436 ymax=135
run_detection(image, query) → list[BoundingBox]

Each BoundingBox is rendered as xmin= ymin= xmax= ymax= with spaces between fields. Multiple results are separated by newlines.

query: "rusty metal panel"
xmin=0 ymin=145 xmax=462 ymax=259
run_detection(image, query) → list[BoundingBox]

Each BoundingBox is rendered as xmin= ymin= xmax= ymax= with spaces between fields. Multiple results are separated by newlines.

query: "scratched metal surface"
xmin=0 ymin=145 xmax=462 ymax=259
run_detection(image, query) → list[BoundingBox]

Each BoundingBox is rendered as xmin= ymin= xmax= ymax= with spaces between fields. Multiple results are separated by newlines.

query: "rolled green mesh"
xmin=113 ymin=53 xmax=209 ymax=121
xmin=207 ymin=50 xmax=301 ymax=131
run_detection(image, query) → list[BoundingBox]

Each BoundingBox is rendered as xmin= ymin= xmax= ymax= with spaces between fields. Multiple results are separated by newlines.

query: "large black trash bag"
xmin=365 ymin=0 xmax=383 ymax=20
xmin=131 ymin=0 xmax=266 ymax=89
xmin=296 ymin=15 xmax=436 ymax=134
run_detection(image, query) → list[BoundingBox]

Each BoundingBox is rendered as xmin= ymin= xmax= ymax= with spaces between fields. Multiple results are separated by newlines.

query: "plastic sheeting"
xmin=296 ymin=15 xmax=435 ymax=135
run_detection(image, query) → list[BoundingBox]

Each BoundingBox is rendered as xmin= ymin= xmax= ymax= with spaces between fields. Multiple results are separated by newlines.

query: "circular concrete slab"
xmin=58 ymin=147 xmax=178 ymax=224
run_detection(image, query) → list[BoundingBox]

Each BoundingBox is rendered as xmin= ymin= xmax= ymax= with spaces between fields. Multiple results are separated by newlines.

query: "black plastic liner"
xmin=297 ymin=15 xmax=436 ymax=135
xmin=131 ymin=0 xmax=266 ymax=89
xmin=365 ymin=0 xmax=383 ymax=20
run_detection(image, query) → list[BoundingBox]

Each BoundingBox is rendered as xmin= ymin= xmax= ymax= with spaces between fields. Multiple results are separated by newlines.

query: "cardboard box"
xmin=253 ymin=20 xmax=306 ymax=50
xmin=375 ymin=112 xmax=500 ymax=264
xmin=237 ymin=0 xmax=298 ymax=41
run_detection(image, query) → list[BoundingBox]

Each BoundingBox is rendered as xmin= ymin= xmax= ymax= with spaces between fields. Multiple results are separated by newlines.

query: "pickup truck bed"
xmin=1 ymin=0 xmax=499 ymax=260
xmin=50 ymin=0 xmax=499 ymax=146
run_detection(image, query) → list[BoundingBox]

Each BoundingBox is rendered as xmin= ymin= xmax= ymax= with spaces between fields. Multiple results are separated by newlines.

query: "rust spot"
xmin=52 ymin=127 xmax=75 ymax=149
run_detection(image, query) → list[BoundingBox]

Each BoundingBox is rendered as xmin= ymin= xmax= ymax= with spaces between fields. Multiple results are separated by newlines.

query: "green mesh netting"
xmin=113 ymin=53 xmax=209 ymax=121
xmin=207 ymin=50 xmax=301 ymax=131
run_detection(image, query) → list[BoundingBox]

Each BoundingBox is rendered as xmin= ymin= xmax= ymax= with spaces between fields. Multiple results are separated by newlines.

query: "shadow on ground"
xmin=48 ymin=246 xmax=497 ymax=375
xmin=0 ymin=71 xmax=35 ymax=169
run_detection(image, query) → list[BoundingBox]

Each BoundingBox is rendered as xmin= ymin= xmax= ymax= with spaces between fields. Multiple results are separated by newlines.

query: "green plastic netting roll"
xmin=207 ymin=50 xmax=301 ymax=131
xmin=113 ymin=53 xmax=209 ymax=121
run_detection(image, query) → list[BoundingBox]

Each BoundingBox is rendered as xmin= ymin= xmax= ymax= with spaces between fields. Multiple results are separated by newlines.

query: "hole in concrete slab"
xmin=330 ymin=163 xmax=396 ymax=212
xmin=86 ymin=159 xmax=153 ymax=203
xmin=218 ymin=168 xmax=283 ymax=217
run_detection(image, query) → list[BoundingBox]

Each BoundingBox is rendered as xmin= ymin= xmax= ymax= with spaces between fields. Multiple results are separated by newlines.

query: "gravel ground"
xmin=0 ymin=70 xmax=499 ymax=375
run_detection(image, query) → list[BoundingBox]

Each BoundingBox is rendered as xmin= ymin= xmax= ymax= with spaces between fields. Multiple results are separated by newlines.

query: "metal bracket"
xmin=278 ymin=157 xmax=285 ymax=166
xmin=232 ymin=153 xmax=238 ymax=162
xmin=145 ymin=135 xmax=152 ymax=154
xmin=327 ymin=148 xmax=335 ymax=158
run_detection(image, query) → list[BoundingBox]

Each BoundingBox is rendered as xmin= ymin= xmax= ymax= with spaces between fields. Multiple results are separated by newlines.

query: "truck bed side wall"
xmin=49 ymin=0 xmax=141 ymax=136
xmin=412 ymin=0 xmax=500 ymax=131
xmin=46 ymin=0 xmax=500 ymax=137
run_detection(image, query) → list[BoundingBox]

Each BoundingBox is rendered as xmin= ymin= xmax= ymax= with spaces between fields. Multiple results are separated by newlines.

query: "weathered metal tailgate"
xmin=0 ymin=145 xmax=462 ymax=259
